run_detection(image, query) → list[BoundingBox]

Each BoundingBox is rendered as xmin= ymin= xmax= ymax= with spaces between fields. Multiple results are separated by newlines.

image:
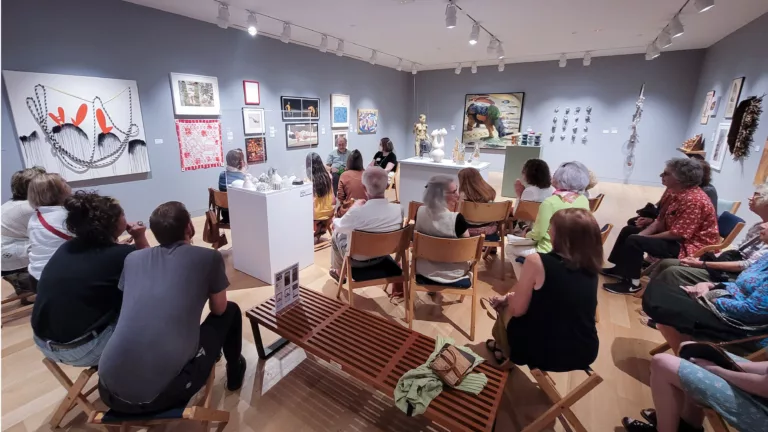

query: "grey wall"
xmin=685 ymin=12 xmax=768 ymax=231
xmin=1 ymin=0 xmax=413 ymax=221
xmin=414 ymin=51 xmax=705 ymax=185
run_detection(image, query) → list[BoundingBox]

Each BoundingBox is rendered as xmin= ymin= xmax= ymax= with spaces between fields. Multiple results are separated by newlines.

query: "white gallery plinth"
xmin=227 ymin=184 xmax=315 ymax=284
xmin=398 ymin=157 xmax=491 ymax=213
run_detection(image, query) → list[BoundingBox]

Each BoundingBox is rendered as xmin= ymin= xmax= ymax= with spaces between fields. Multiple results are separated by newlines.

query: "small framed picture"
xmin=332 ymin=130 xmax=348 ymax=149
xmin=169 ymin=73 xmax=220 ymax=116
xmin=244 ymin=137 xmax=266 ymax=164
xmin=286 ymin=123 xmax=318 ymax=149
xmin=242 ymin=108 xmax=265 ymax=135
xmin=708 ymin=122 xmax=731 ymax=171
xmin=700 ymin=90 xmax=715 ymax=125
xmin=724 ymin=77 xmax=745 ymax=119
xmin=243 ymin=80 xmax=260 ymax=105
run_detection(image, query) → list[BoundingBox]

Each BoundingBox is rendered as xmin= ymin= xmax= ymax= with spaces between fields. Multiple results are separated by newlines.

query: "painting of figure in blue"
xmin=357 ymin=109 xmax=378 ymax=135
xmin=333 ymin=106 xmax=348 ymax=124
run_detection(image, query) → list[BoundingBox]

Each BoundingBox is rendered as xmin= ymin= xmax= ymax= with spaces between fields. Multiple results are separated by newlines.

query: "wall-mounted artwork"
xmin=700 ymin=90 xmax=715 ymax=125
xmin=245 ymin=137 xmax=266 ymax=164
xmin=357 ymin=109 xmax=378 ymax=134
xmin=754 ymin=138 xmax=768 ymax=185
xmin=708 ymin=122 xmax=731 ymax=171
xmin=2 ymin=70 xmax=151 ymax=181
xmin=724 ymin=77 xmax=745 ymax=119
xmin=281 ymin=96 xmax=319 ymax=121
xmin=332 ymin=131 xmax=348 ymax=149
xmin=175 ymin=119 xmax=223 ymax=171
xmin=242 ymin=108 xmax=265 ymax=135
xmin=331 ymin=94 xmax=350 ymax=128
xmin=243 ymin=80 xmax=260 ymax=105
xmin=708 ymin=96 xmax=721 ymax=118
xmin=170 ymin=73 xmax=220 ymax=116
xmin=462 ymin=93 xmax=525 ymax=148
xmin=286 ymin=123 xmax=318 ymax=148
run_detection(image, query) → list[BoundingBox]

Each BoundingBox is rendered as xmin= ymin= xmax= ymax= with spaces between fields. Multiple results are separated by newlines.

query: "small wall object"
xmin=563 ymin=115 xmax=568 ymax=125
xmin=582 ymin=134 xmax=588 ymax=144
xmin=572 ymin=126 xmax=578 ymax=133
xmin=552 ymin=116 xmax=558 ymax=124
xmin=554 ymin=106 xmax=560 ymax=113
xmin=575 ymin=107 xmax=581 ymax=114
xmin=565 ymin=107 xmax=570 ymax=114
xmin=584 ymin=125 xmax=589 ymax=132
xmin=574 ymin=116 xmax=579 ymax=123
xmin=560 ymin=134 xmax=566 ymax=140
xmin=585 ymin=115 xmax=591 ymax=123
xmin=586 ymin=106 xmax=592 ymax=114
xmin=551 ymin=125 xmax=557 ymax=133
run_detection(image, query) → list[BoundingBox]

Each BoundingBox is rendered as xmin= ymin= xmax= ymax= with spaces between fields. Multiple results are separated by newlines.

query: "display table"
xmin=227 ymin=184 xmax=314 ymax=284
xmin=397 ymin=157 xmax=490 ymax=212
xmin=500 ymin=145 xmax=542 ymax=198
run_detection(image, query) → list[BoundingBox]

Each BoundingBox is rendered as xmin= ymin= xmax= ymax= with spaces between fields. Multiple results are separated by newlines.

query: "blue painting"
xmin=333 ymin=107 xmax=348 ymax=124
xmin=331 ymin=93 xmax=350 ymax=128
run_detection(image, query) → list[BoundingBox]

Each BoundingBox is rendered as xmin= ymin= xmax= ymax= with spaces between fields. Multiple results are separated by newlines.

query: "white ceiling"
xmin=123 ymin=0 xmax=768 ymax=70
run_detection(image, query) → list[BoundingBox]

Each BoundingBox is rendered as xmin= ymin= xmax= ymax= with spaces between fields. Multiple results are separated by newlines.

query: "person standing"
xmin=326 ymin=136 xmax=349 ymax=195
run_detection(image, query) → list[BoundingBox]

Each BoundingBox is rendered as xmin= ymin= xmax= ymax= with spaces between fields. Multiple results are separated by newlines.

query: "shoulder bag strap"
xmin=36 ymin=210 xmax=73 ymax=241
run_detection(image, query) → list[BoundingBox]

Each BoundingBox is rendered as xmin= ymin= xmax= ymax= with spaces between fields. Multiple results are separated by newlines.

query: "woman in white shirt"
xmin=514 ymin=158 xmax=554 ymax=204
xmin=26 ymin=173 xmax=72 ymax=287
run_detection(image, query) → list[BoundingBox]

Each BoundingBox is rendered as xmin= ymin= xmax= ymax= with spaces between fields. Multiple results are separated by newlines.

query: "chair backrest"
xmin=407 ymin=201 xmax=423 ymax=224
xmin=209 ymin=188 xmax=229 ymax=209
xmin=459 ymin=201 xmax=512 ymax=224
xmin=717 ymin=211 xmax=745 ymax=239
xmin=716 ymin=199 xmax=741 ymax=216
xmin=514 ymin=200 xmax=541 ymax=221
xmin=349 ymin=225 xmax=413 ymax=258
xmin=588 ymin=194 xmax=605 ymax=213
xmin=600 ymin=223 xmax=614 ymax=245
xmin=412 ymin=232 xmax=484 ymax=263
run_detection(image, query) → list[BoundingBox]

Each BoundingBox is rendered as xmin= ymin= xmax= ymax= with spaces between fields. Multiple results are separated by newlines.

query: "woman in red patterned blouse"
xmin=603 ymin=158 xmax=719 ymax=295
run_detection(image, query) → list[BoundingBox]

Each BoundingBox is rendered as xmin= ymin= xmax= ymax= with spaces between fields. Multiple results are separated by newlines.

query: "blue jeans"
xmin=34 ymin=323 xmax=116 ymax=367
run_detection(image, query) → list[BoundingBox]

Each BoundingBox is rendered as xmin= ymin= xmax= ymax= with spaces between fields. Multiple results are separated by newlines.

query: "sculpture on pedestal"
xmin=430 ymin=128 xmax=447 ymax=163
xmin=414 ymin=114 xmax=431 ymax=158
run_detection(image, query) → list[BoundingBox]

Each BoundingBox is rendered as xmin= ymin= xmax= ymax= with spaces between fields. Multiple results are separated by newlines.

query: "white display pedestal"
xmin=228 ymin=184 xmax=315 ymax=284
xmin=398 ymin=157 xmax=491 ymax=213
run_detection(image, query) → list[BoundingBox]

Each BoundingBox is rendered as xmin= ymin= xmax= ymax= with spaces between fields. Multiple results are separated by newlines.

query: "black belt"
xmin=45 ymin=320 xmax=111 ymax=350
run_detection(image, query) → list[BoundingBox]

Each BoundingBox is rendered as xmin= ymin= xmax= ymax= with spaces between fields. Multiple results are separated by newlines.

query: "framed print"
xmin=699 ymin=90 xmax=715 ymax=125
xmin=245 ymin=136 xmax=266 ymax=164
xmin=462 ymin=93 xmax=525 ymax=148
xmin=708 ymin=122 xmax=731 ymax=171
xmin=175 ymin=119 xmax=223 ymax=171
xmin=286 ymin=123 xmax=318 ymax=148
xmin=331 ymin=93 xmax=350 ymax=128
xmin=357 ymin=109 xmax=378 ymax=134
xmin=332 ymin=130 xmax=348 ymax=149
xmin=708 ymin=96 xmax=721 ymax=118
xmin=243 ymin=80 xmax=260 ymax=105
xmin=169 ymin=73 xmax=220 ymax=116
xmin=725 ymin=77 xmax=745 ymax=119
xmin=754 ymin=138 xmax=768 ymax=185
xmin=242 ymin=108 xmax=265 ymax=135
xmin=281 ymin=96 xmax=320 ymax=121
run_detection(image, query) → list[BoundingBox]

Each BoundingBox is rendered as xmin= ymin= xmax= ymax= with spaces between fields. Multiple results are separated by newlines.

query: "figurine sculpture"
xmin=471 ymin=143 xmax=481 ymax=164
xmin=430 ymin=128 xmax=447 ymax=163
xmin=414 ymin=114 xmax=431 ymax=157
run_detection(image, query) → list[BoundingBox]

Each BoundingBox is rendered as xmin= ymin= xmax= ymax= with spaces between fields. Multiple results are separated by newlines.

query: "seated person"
xmin=458 ymin=167 xmax=499 ymax=237
xmin=584 ymin=169 xmax=598 ymax=198
xmin=329 ymin=167 xmax=403 ymax=282
xmin=217 ymin=149 xmax=247 ymax=224
xmin=307 ymin=152 xmax=336 ymax=241
xmin=698 ymin=159 xmax=718 ymax=210
xmin=603 ymin=158 xmax=719 ymax=295
xmin=486 ymin=208 xmax=600 ymax=371
xmin=369 ymin=137 xmax=398 ymax=184
xmin=622 ymin=350 xmax=768 ymax=432
xmin=31 ymin=191 xmax=148 ymax=367
xmin=326 ymin=136 xmax=349 ymax=195
xmin=513 ymin=158 xmax=554 ymax=206
xmin=336 ymin=149 xmax=366 ymax=218
xmin=98 ymin=201 xmax=246 ymax=414
xmin=508 ymin=161 xmax=590 ymax=257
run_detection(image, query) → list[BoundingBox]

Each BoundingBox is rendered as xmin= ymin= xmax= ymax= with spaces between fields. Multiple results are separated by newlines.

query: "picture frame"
xmin=332 ymin=130 xmax=348 ymax=149
xmin=331 ymin=93 xmax=350 ymax=128
xmin=462 ymin=93 xmax=525 ymax=148
xmin=708 ymin=122 xmax=731 ymax=171
xmin=245 ymin=136 xmax=266 ymax=164
xmin=169 ymin=73 xmax=220 ymax=116
xmin=242 ymin=108 xmax=265 ymax=135
xmin=724 ymin=77 xmax=745 ymax=119
xmin=243 ymin=80 xmax=260 ymax=105
xmin=708 ymin=96 xmax=721 ymax=118
xmin=357 ymin=109 xmax=378 ymax=134
xmin=286 ymin=123 xmax=318 ymax=149
xmin=281 ymin=96 xmax=320 ymax=121
xmin=700 ymin=90 xmax=715 ymax=125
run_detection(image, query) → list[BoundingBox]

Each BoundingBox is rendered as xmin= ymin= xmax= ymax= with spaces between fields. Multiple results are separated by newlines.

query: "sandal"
xmin=640 ymin=408 xmax=657 ymax=426
xmin=485 ymin=339 xmax=507 ymax=365
xmin=638 ymin=316 xmax=657 ymax=329
xmin=480 ymin=298 xmax=498 ymax=320
xmin=328 ymin=269 xmax=346 ymax=283
xmin=621 ymin=417 xmax=656 ymax=431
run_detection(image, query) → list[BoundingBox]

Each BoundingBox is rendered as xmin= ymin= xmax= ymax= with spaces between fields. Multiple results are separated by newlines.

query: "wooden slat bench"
xmin=246 ymin=287 xmax=508 ymax=432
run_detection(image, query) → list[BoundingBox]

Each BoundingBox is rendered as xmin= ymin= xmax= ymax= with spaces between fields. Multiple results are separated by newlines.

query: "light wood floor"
xmin=2 ymin=178 xmax=680 ymax=432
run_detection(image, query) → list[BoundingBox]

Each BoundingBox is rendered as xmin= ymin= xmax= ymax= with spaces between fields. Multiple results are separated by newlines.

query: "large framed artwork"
xmin=357 ymin=109 xmax=378 ymax=134
xmin=243 ymin=80 xmax=260 ymax=105
xmin=242 ymin=108 xmax=265 ymax=135
xmin=286 ymin=123 xmax=318 ymax=149
xmin=245 ymin=137 xmax=266 ymax=164
xmin=170 ymin=73 xmax=220 ymax=116
xmin=2 ymin=70 xmax=151 ymax=181
xmin=462 ymin=93 xmax=525 ymax=148
xmin=331 ymin=93 xmax=350 ymax=128
xmin=708 ymin=122 xmax=731 ymax=171
xmin=724 ymin=77 xmax=745 ymax=119
xmin=175 ymin=119 xmax=223 ymax=171
xmin=700 ymin=90 xmax=715 ymax=125
xmin=281 ymin=96 xmax=320 ymax=121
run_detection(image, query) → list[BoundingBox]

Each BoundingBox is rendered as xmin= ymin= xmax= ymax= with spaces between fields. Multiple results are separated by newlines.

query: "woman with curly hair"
xmin=307 ymin=152 xmax=336 ymax=241
xmin=31 ymin=191 xmax=149 ymax=367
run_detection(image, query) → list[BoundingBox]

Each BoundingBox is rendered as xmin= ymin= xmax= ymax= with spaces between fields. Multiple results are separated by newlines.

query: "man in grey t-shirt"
xmin=98 ymin=201 xmax=245 ymax=414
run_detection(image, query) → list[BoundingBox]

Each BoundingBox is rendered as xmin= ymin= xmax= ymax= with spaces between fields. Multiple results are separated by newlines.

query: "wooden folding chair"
xmin=512 ymin=200 xmax=541 ymax=223
xmin=89 ymin=367 xmax=229 ymax=431
xmin=314 ymin=207 xmax=335 ymax=251
xmin=43 ymin=358 xmax=98 ymax=428
xmin=595 ymin=223 xmax=614 ymax=323
xmin=716 ymin=199 xmax=741 ymax=217
xmin=408 ymin=233 xmax=484 ymax=340
xmin=336 ymin=225 xmax=412 ymax=310
xmin=388 ymin=168 xmax=401 ymax=203
xmin=459 ymin=200 xmax=513 ymax=280
xmin=1 ymin=293 xmax=35 ymax=324
xmin=208 ymin=188 xmax=230 ymax=229
xmin=523 ymin=368 xmax=603 ymax=432
xmin=406 ymin=201 xmax=423 ymax=225
xmin=588 ymin=193 xmax=605 ymax=213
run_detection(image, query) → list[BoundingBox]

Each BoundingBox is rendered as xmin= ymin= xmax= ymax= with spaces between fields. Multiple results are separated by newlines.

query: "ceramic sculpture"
xmin=430 ymin=128 xmax=447 ymax=163
xmin=414 ymin=114 xmax=431 ymax=157
xmin=471 ymin=143 xmax=481 ymax=163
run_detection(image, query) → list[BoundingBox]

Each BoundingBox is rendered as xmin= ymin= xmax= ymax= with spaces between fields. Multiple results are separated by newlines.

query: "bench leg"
xmin=249 ymin=320 xmax=289 ymax=360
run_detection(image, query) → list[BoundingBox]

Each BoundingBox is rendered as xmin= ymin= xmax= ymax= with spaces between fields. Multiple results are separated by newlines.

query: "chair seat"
xmin=101 ymin=407 xmax=186 ymax=423
xmin=350 ymin=256 xmax=403 ymax=282
xmin=484 ymin=233 xmax=501 ymax=242
xmin=415 ymin=274 xmax=472 ymax=289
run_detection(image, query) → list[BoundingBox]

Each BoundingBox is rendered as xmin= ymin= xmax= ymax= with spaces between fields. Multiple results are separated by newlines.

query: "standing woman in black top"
xmin=486 ymin=207 xmax=601 ymax=372
xmin=31 ymin=191 xmax=150 ymax=367
xmin=370 ymin=137 xmax=398 ymax=185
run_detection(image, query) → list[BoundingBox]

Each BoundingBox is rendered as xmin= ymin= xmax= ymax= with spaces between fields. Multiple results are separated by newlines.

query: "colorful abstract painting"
xmin=331 ymin=94 xmax=350 ymax=128
xmin=245 ymin=137 xmax=266 ymax=164
xmin=175 ymin=119 xmax=223 ymax=171
xmin=357 ymin=109 xmax=378 ymax=135
xmin=462 ymin=93 xmax=525 ymax=148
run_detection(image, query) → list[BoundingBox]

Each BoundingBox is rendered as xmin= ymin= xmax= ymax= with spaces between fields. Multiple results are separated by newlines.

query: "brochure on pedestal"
xmin=274 ymin=262 xmax=300 ymax=314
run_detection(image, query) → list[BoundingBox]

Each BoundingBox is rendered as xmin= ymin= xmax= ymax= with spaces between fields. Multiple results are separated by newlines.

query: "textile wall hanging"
xmin=175 ymin=119 xmax=223 ymax=171
xmin=3 ymin=70 xmax=151 ymax=181
xmin=727 ymin=95 xmax=763 ymax=159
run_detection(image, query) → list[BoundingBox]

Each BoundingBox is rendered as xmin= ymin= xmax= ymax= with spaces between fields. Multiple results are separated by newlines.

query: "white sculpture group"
xmin=430 ymin=128 xmax=448 ymax=163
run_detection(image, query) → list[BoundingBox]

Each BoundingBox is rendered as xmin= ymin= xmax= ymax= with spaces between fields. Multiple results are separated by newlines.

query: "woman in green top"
xmin=509 ymin=161 xmax=591 ymax=257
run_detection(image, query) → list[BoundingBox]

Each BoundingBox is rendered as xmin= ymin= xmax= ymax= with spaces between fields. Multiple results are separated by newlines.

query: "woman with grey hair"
xmin=603 ymin=158 xmax=720 ymax=295
xmin=509 ymin=161 xmax=591 ymax=258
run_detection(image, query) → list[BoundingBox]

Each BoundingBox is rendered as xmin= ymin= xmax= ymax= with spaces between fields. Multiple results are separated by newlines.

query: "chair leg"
xmin=649 ymin=342 xmax=671 ymax=356
xmin=523 ymin=370 xmax=602 ymax=432
xmin=44 ymin=359 xmax=96 ymax=428
xmin=408 ymin=287 xmax=415 ymax=330
xmin=704 ymin=409 xmax=729 ymax=432
xmin=336 ymin=259 xmax=347 ymax=300
xmin=470 ymin=293 xmax=476 ymax=341
xmin=500 ymin=241 xmax=506 ymax=281
xmin=346 ymin=262 xmax=354 ymax=309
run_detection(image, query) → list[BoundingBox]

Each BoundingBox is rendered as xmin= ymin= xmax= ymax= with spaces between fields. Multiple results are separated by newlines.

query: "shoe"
xmin=603 ymin=280 xmax=642 ymax=295
xmin=640 ymin=409 xmax=657 ymax=426
xmin=599 ymin=267 xmax=619 ymax=277
xmin=226 ymin=355 xmax=246 ymax=391
xmin=622 ymin=417 xmax=656 ymax=431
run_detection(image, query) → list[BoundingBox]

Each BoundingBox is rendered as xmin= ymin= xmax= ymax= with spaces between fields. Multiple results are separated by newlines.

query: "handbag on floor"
xmin=430 ymin=343 xmax=474 ymax=387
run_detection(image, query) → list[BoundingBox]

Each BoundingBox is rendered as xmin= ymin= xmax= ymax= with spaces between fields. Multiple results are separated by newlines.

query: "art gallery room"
xmin=3 ymin=0 xmax=768 ymax=431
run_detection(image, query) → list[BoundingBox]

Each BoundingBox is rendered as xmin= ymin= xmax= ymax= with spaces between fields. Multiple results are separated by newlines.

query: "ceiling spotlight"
xmin=396 ymin=58 xmax=403 ymax=71
xmin=369 ymin=51 xmax=377 ymax=65
xmin=694 ymin=0 xmax=715 ymax=13
xmin=669 ymin=15 xmax=684 ymax=38
xmin=583 ymin=52 xmax=592 ymax=66
xmin=280 ymin=23 xmax=291 ymax=43
xmin=336 ymin=40 xmax=344 ymax=56
xmin=646 ymin=43 xmax=661 ymax=60
xmin=487 ymin=38 xmax=498 ymax=56
xmin=246 ymin=12 xmax=257 ymax=36
xmin=455 ymin=63 xmax=462 ymax=75
xmin=412 ymin=63 xmax=418 ymax=75
xmin=496 ymin=43 xmax=505 ymax=59
xmin=469 ymin=23 xmax=480 ymax=45
xmin=318 ymin=35 xmax=328 ymax=52
xmin=471 ymin=62 xmax=478 ymax=74
xmin=656 ymin=28 xmax=672 ymax=48
xmin=216 ymin=2 xmax=230 ymax=29
xmin=445 ymin=1 xmax=457 ymax=29
xmin=559 ymin=54 xmax=567 ymax=68
xmin=498 ymin=61 xmax=505 ymax=72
